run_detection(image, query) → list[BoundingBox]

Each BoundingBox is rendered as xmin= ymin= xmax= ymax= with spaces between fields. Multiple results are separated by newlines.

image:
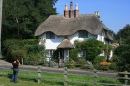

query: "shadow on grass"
xmin=7 ymin=73 xmax=12 ymax=79
xmin=19 ymin=77 xmax=37 ymax=82
xmin=43 ymin=79 xmax=63 ymax=86
xmin=7 ymin=73 xmax=37 ymax=83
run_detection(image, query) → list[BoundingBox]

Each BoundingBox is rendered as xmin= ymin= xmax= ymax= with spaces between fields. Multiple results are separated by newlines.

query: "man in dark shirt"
xmin=10 ymin=59 xmax=20 ymax=83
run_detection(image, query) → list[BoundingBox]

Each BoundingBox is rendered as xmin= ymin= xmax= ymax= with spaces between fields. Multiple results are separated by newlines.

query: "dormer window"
xmin=46 ymin=32 xmax=55 ymax=39
xmin=78 ymin=30 xmax=88 ymax=38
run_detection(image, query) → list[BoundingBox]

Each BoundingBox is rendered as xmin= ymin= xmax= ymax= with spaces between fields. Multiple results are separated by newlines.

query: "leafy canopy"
xmin=2 ymin=0 xmax=58 ymax=39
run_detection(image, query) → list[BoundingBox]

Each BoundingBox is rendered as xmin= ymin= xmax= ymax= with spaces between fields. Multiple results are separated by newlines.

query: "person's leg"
xmin=10 ymin=69 xmax=15 ymax=82
xmin=14 ymin=69 xmax=19 ymax=83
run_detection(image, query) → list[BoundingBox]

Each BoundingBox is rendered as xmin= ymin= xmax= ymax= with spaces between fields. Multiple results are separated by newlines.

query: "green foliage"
xmin=66 ymin=61 xmax=75 ymax=68
xmin=2 ymin=0 xmax=58 ymax=39
xmin=74 ymin=39 xmax=105 ymax=62
xmin=66 ymin=59 xmax=75 ymax=68
xmin=75 ymin=57 xmax=86 ymax=67
xmin=100 ymin=65 xmax=109 ymax=71
xmin=2 ymin=39 xmax=26 ymax=61
xmin=93 ymin=56 xmax=105 ymax=69
xmin=69 ymin=48 xmax=78 ymax=61
xmin=115 ymin=24 xmax=130 ymax=44
xmin=114 ymin=44 xmax=130 ymax=57
xmin=93 ymin=56 xmax=106 ymax=64
xmin=2 ymin=39 xmax=46 ymax=65
xmin=109 ymin=62 xmax=117 ymax=70
xmin=114 ymin=44 xmax=130 ymax=71
xmin=124 ymin=36 xmax=130 ymax=45
xmin=84 ymin=39 xmax=105 ymax=61
xmin=104 ymin=44 xmax=113 ymax=61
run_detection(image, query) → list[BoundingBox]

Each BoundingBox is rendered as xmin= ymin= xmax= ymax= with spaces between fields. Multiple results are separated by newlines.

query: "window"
xmin=82 ymin=49 xmax=86 ymax=57
xmin=78 ymin=30 xmax=88 ymax=38
xmin=46 ymin=50 xmax=53 ymax=57
xmin=46 ymin=32 xmax=55 ymax=39
xmin=79 ymin=49 xmax=86 ymax=57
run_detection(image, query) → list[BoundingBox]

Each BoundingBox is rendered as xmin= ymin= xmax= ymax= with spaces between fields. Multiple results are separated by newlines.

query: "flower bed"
xmin=100 ymin=62 xmax=111 ymax=70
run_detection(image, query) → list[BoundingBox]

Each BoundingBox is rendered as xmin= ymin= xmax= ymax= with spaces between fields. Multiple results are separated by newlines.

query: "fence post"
xmin=124 ymin=71 xmax=128 ymax=86
xmin=38 ymin=65 xmax=41 ymax=83
xmin=93 ymin=69 xmax=97 ymax=86
xmin=64 ymin=66 xmax=68 ymax=86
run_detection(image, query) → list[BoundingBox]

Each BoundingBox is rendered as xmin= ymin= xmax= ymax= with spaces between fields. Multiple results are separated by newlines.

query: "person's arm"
xmin=17 ymin=60 xmax=21 ymax=66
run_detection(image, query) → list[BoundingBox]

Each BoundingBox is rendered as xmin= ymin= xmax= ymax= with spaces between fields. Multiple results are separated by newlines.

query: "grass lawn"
xmin=0 ymin=69 xmax=121 ymax=86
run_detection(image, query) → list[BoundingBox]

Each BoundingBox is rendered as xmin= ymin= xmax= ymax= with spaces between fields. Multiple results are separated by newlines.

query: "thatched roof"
xmin=34 ymin=14 xmax=113 ymax=40
xmin=57 ymin=38 xmax=74 ymax=48
xmin=104 ymin=30 xmax=113 ymax=40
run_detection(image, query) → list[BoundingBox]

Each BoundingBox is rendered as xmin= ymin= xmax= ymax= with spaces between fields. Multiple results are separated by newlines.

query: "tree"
xmin=114 ymin=44 xmax=130 ymax=71
xmin=115 ymin=24 xmax=130 ymax=44
xmin=0 ymin=0 xmax=3 ymax=57
xmin=2 ymin=0 xmax=58 ymax=39
xmin=104 ymin=44 xmax=113 ymax=61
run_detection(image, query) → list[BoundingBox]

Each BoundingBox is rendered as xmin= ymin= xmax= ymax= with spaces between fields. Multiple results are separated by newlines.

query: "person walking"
xmin=10 ymin=59 xmax=20 ymax=83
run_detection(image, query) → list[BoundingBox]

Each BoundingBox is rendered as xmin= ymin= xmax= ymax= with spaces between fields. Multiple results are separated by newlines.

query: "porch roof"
xmin=57 ymin=38 xmax=74 ymax=49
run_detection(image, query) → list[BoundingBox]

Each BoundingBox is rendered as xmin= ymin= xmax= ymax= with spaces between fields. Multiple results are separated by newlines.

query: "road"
xmin=0 ymin=63 xmax=118 ymax=78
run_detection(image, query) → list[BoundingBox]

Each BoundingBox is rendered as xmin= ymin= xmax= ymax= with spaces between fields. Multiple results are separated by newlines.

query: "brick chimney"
xmin=74 ymin=4 xmax=79 ymax=18
xmin=64 ymin=4 xmax=69 ymax=18
xmin=95 ymin=11 xmax=100 ymax=18
xmin=64 ymin=2 xmax=79 ymax=18
xmin=69 ymin=1 xmax=74 ymax=18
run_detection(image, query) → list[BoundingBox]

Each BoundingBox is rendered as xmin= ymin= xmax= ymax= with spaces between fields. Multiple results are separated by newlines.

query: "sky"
xmin=54 ymin=0 xmax=130 ymax=34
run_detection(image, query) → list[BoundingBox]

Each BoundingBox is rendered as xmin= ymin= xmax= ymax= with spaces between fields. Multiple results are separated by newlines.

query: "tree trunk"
xmin=21 ymin=58 xmax=23 ymax=65
xmin=0 ymin=0 xmax=3 ymax=57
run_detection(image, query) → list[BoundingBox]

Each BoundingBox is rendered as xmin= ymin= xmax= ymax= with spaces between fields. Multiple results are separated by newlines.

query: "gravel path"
xmin=0 ymin=58 xmax=11 ymax=65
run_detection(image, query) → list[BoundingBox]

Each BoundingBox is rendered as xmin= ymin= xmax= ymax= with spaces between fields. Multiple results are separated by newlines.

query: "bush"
xmin=99 ymin=62 xmax=111 ymax=71
xmin=66 ymin=61 xmax=75 ymax=68
xmin=93 ymin=56 xmax=105 ymax=69
xmin=2 ymin=39 xmax=46 ymax=64
xmin=75 ymin=57 xmax=86 ymax=67
xmin=69 ymin=49 xmax=78 ymax=61
xmin=109 ymin=62 xmax=117 ymax=70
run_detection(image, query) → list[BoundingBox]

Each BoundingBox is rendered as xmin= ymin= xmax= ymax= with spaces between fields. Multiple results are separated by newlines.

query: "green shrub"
xmin=109 ymin=62 xmax=117 ymax=70
xmin=75 ymin=57 xmax=86 ymax=67
xmin=100 ymin=65 xmax=109 ymax=71
xmin=93 ymin=56 xmax=105 ymax=69
xmin=69 ymin=49 xmax=78 ymax=61
xmin=2 ymin=39 xmax=46 ymax=64
xmin=66 ymin=61 xmax=75 ymax=68
xmin=93 ymin=56 xmax=106 ymax=64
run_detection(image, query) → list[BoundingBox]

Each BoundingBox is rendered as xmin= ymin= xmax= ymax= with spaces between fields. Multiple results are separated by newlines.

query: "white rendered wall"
xmin=39 ymin=31 xmax=101 ymax=50
xmin=39 ymin=34 xmax=64 ymax=49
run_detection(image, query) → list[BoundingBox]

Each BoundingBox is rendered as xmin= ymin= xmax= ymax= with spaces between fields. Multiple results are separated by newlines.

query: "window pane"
xmin=46 ymin=32 xmax=55 ymax=39
xmin=78 ymin=31 xmax=88 ymax=38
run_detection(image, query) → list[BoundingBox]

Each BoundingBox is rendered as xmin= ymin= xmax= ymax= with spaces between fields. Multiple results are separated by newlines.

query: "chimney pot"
xmin=74 ymin=4 xmax=79 ymax=18
xmin=64 ymin=4 xmax=69 ymax=18
xmin=65 ymin=4 xmax=68 ymax=10
xmin=75 ymin=4 xmax=78 ymax=10
xmin=70 ymin=1 xmax=73 ymax=10
xmin=95 ymin=11 xmax=100 ymax=18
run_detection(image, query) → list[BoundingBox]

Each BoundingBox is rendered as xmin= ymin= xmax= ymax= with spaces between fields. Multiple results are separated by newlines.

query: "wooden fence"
xmin=37 ymin=65 xmax=130 ymax=86
xmin=1 ymin=65 xmax=130 ymax=86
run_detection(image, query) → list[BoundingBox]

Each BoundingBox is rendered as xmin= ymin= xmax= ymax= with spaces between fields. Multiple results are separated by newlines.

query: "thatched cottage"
xmin=34 ymin=2 xmax=113 ymax=62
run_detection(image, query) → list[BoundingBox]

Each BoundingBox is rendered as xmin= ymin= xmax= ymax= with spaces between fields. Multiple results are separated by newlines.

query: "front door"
xmin=64 ymin=49 xmax=69 ymax=62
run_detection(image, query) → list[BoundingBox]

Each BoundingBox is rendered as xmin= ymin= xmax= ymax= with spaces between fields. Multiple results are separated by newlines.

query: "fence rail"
xmin=1 ymin=65 xmax=130 ymax=86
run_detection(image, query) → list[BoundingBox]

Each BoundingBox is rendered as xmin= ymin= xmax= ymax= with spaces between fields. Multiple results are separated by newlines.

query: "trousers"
xmin=10 ymin=68 xmax=19 ymax=83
